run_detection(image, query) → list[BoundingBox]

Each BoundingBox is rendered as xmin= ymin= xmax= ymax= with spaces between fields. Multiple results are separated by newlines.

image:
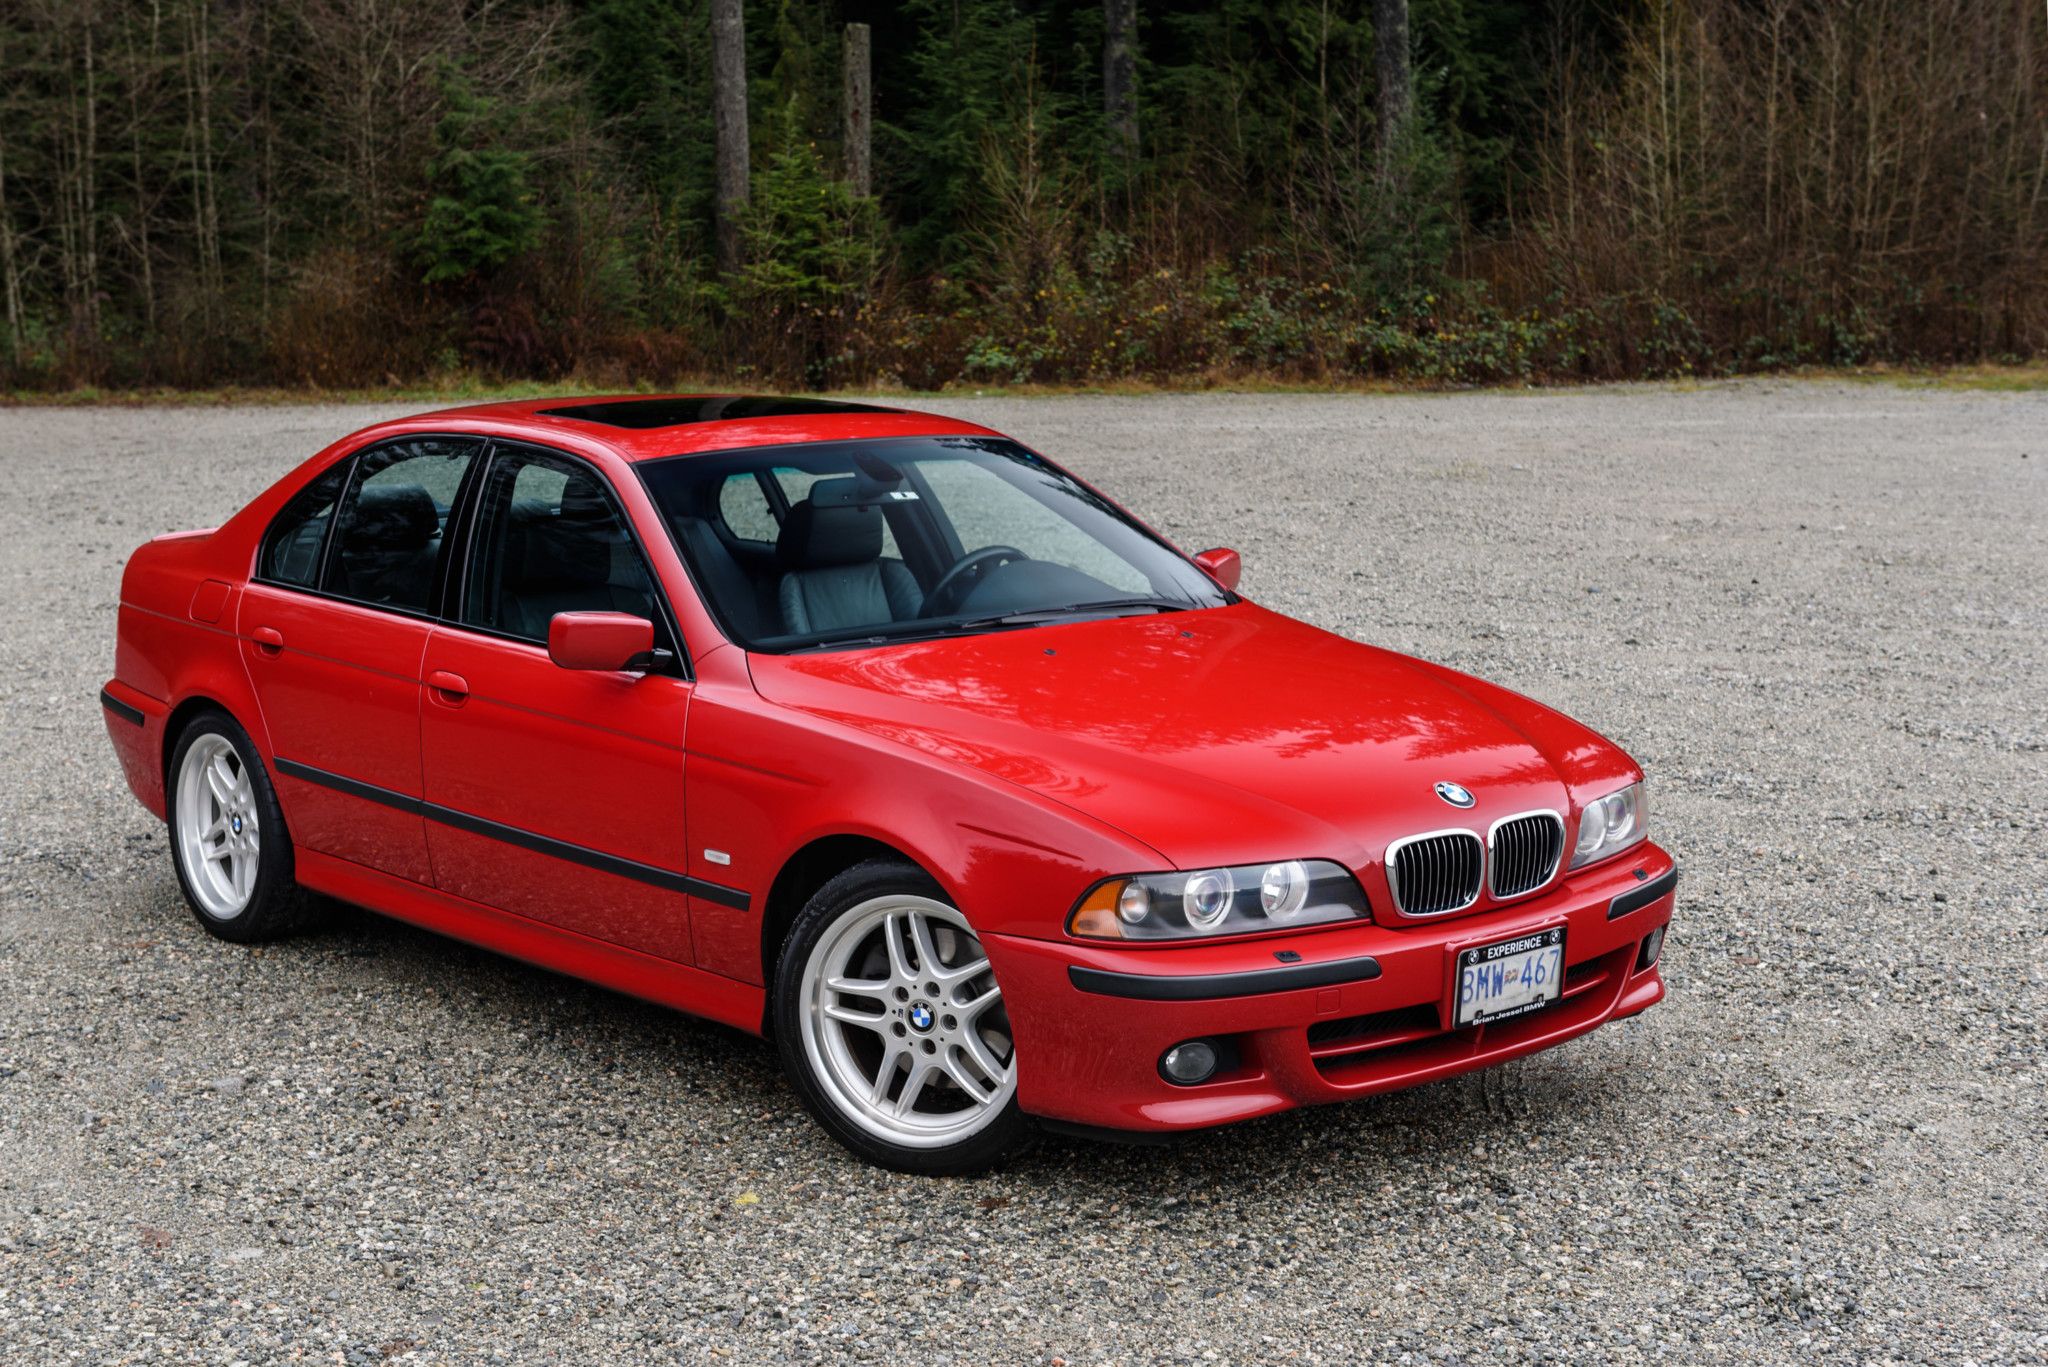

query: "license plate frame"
xmin=1453 ymin=925 xmax=1566 ymax=1028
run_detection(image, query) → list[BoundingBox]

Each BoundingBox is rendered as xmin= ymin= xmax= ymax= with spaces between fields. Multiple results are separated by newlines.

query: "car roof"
xmin=399 ymin=394 xmax=999 ymax=463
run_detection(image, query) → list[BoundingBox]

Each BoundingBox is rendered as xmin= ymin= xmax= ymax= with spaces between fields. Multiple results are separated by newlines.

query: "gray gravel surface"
xmin=2 ymin=383 xmax=2044 ymax=1364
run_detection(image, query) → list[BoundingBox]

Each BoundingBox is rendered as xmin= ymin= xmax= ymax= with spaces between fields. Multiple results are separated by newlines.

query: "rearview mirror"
xmin=1192 ymin=547 xmax=1242 ymax=592
xmin=548 ymin=612 xmax=664 ymax=672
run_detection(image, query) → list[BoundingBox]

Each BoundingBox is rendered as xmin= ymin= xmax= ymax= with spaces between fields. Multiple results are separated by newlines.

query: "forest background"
xmin=2 ymin=0 xmax=2043 ymax=394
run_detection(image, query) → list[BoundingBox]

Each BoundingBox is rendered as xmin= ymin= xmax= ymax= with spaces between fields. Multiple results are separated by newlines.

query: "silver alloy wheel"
xmin=798 ymin=895 xmax=1017 ymax=1149
xmin=175 ymin=733 xmax=261 ymax=920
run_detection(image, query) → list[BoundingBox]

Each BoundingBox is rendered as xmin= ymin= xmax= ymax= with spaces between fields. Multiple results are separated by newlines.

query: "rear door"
xmin=240 ymin=437 xmax=481 ymax=882
xmin=417 ymin=442 xmax=697 ymax=962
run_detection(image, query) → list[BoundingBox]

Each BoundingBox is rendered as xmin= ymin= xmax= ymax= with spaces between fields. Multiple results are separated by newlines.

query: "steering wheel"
xmin=924 ymin=545 xmax=1029 ymax=616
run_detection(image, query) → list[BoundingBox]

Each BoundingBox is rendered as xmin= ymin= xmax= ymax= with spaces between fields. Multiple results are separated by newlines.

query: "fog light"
xmin=1159 ymin=1039 xmax=1219 ymax=1086
xmin=1635 ymin=925 xmax=1666 ymax=972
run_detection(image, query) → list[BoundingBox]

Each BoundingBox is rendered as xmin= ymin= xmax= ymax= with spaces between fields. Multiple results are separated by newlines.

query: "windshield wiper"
xmin=778 ymin=599 xmax=1191 ymax=653
xmin=946 ymin=598 xmax=1191 ymax=632
xmin=783 ymin=630 xmax=917 ymax=653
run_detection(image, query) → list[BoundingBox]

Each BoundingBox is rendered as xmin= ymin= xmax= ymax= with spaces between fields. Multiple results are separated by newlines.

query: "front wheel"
xmin=774 ymin=859 xmax=1032 ymax=1174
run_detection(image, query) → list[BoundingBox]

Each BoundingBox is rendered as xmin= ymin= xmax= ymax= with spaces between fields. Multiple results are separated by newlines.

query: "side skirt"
xmin=295 ymin=848 xmax=766 ymax=1036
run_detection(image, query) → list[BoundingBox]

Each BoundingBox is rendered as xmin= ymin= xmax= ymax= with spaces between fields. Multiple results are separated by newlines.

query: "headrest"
xmin=349 ymin=484 xmax=437 ymax=551
xmin=556 ymin=472 xmax=615 ymax=525
xmin=778 ymin=479 xmax=884 ymax=569
xmin=509 ymin=474 xmax=613 ymax=588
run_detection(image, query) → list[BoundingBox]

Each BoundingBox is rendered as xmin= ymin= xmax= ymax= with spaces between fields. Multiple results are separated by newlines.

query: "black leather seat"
xmin=673 ymin=515 xmax=775 ymax=641
xmin=776 ymin=481 xmax=920 ymax=636
xmin=494 ymin=475 xmax=655 ymax=640
xmin=331 ymin=483 xmax=439 ymax=607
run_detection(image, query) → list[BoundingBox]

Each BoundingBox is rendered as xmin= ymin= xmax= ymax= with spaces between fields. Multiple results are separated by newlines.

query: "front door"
xmin=418 ymin=442 xmax=696 ymax=963
xmin=240 ymin=437 xmax=481 ymax=883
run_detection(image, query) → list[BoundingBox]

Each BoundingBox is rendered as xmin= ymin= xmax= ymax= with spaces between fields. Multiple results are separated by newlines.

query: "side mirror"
xmin=1192 ymin=546 xmax=1242 ymax=592
xmin=548 ymin=612 xmax=665 ymax=672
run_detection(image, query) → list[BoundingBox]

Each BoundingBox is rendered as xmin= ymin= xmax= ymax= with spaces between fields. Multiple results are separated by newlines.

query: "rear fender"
xmin=110 ymin=531 xmax=279 ymax=818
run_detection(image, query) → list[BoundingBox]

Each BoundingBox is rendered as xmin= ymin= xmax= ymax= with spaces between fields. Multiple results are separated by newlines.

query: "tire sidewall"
xmin=773 ymin=859 xmax=1031 ymax=1176
xmin=167 ymin=711 xmax=302 ymax=943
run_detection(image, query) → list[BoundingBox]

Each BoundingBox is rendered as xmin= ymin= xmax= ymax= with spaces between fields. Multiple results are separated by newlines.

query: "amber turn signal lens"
xmin=1068 ymin=881 xmax=1127 ymax=939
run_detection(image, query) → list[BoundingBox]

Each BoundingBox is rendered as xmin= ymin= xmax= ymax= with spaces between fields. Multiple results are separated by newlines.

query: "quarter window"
xmin=258 ymin=463 xmax=350 ymax=587
xmin=462 ymin=447 xmax=669 ymax=650
xmin=325 ymin=439 xmax=479 ymax=612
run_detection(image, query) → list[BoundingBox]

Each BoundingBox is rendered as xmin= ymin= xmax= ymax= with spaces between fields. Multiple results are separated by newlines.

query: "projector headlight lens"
xmin=1182 ymin=868 xmax=1236 ymax=929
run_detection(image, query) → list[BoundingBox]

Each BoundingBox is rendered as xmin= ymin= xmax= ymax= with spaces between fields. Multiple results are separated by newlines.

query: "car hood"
xmin=746 ymin=602 xmax=1633 ymax=873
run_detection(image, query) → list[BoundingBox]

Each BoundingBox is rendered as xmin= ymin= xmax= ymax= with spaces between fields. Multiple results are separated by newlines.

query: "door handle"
xmin=427 ymin=670 xmax=470 ymax=704
xmin=251 ymin=626 xmax=285 ymax=655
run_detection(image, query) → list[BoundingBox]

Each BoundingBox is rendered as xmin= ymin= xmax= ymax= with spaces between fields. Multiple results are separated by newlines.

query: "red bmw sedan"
xmin=101 ymin=395 xmax=1676 ymax=1173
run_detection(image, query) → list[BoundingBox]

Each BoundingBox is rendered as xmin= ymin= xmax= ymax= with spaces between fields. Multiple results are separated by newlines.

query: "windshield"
xmin=638 ymin=436 xmax=1231 ymax=652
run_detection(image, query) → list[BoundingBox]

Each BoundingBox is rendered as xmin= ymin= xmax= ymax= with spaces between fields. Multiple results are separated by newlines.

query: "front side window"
xmin=325 ymin=438 xmax=479 ymax=612
xmin=462 ymin=446 xmax=667 ymax=648
xmin=640 ymin=436 xmax=1230 ymax=652
xmin=258 ymin=462 xmax=351 ymax=587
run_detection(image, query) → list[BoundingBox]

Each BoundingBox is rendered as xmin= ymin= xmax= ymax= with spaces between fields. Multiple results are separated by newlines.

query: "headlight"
xmin=1067 ymin=859 xmax=1369 ymax=940
xmin=1570 ymin=781 xmax=1648 ymax=869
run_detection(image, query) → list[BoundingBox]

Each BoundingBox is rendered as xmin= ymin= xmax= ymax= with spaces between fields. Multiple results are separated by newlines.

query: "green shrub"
xmin=414 ymin=74 xmax=545 ymax=286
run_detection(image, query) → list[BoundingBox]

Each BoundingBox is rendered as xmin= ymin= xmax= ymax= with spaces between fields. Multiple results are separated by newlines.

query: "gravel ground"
xmin=2 ymin=382 xmax=2044 ymax=1364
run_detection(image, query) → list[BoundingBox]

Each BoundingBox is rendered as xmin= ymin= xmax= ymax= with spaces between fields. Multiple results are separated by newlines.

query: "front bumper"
xmin=985 ymin=842 xmax=1676 ymax=1133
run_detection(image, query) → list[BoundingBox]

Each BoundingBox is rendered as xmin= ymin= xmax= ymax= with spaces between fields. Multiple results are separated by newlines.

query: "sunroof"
xmin=536 ymin=396 xmax=897 ymax=430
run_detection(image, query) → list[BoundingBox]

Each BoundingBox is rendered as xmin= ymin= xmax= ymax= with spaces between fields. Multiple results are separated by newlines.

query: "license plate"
xmin=1454 ymin=926 xmax=1565 ymax=1028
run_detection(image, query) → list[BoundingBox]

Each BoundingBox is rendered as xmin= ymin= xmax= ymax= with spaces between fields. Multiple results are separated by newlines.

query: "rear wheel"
xmin=775 ymin=859 xmax=1031 ymax=1174
xmin=167 ymin=711 xmax=320 ymax=943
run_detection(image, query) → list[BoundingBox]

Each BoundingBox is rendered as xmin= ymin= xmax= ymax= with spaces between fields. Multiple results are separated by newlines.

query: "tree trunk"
xmin=709 ymin=0 xmax=749 ymax=273
xmin=52 ymin=10 xmax=103 ymax=350
xmin=842 ymin=22 xmax=871 ymax=198
xmin=124 ymin=0 xmax=163 ymax=335
xmin=1102 ymin=0 xmax=1138 ymax=162
xmin=87 ymin=17 xmax=103 ymax=339
xmin=1374 ymin=0 xmax=1411 ymax=176
xmin=79 ymin=14 xmax=104 ymax=342
xmin=187 ymin=0 xmax=223 ymax=327
xmin=257 ymin=0 xmax=276 ymax=324
xmin=0 ymin=124 xmax=22 ymax=367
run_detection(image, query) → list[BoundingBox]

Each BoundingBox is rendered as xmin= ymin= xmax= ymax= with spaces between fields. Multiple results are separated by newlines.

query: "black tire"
xmin=773 ymin=858 xmax=1035 ymax=1175
xmin=165 ymin=709 xmax=323 ymax=944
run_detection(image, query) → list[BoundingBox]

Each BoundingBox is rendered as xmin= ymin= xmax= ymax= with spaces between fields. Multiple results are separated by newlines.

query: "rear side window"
xmin=258 ymin=463 xmax=350 ymax=587
xmin=325 ymin=438 xmax=479 ymax=612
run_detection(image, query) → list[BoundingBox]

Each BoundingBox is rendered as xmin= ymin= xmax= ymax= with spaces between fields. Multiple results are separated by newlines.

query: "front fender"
xmin=681 ymin=676 xmax=1164 ymax=985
